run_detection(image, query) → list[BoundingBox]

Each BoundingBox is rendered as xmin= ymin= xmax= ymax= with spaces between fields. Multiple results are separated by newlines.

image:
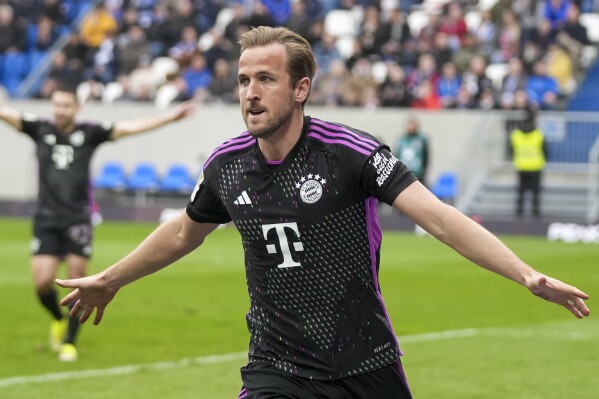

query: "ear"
xmin=295 ymin=77 xmax=311 ymax=104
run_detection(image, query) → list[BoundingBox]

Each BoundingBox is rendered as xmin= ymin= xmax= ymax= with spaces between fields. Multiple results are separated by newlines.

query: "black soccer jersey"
xmin=20 ymin=113 xmax=113 ymax=217
xmin=186 ymin=116 xmax=417 ymax=380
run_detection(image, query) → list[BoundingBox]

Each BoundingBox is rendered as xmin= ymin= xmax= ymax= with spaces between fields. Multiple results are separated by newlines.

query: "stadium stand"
xmin=430 ymin=171 xmax=458 ymax=203
xmin=93 ymin=161 xmax=127 ymax=191
xmin=126 ymin=162 xmax=160 ymax=193
xmin=0 ymin=0 xmax=597 ymax=113
xmin=159 ymin=163 xmax=195 ymax=193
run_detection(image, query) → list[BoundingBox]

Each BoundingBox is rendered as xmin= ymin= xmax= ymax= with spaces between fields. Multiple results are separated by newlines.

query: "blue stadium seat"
xmin=2 ymin=52 xmax=29 ymax=95
xmin=430 ymin=172 xmax=458 ymax=203
xmin=127 ymin=162 xmax=160 ymax=192
xmin=159 ymin=164 xmax=194 ymax=193
xmin=93 ymin=162 xmax=127 ymax=191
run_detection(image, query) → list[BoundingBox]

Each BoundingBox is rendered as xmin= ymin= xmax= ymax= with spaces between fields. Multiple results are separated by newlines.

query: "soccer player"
xmin=0 ymin=89 xmax=195 ymax=361
xmin=56 ymin=27 xmax=589 ymax=397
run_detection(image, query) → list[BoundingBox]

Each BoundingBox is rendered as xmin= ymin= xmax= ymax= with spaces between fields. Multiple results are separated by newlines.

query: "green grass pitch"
xmin=0 ymin=217 xmax=597 ymax=398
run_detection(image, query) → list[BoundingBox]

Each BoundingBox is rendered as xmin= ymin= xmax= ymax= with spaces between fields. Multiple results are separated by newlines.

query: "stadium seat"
xmin=159 ymin=164 xmax=194 ymax=193
xmin=93 ymin=162 xmax=127 ymax=191
xmin=464 ymin=10 xmax=481 ymax=31
xmin=127 ymin=162 xmax=160 ymax=192
xmin=151 ymin=57 xmax=179 ymax=85
xmin=2 ymin=52 xmax=29 ymax=95
xmin=430 ymin=172 xmax=458 ymax=203
xmin=579 ymin=13 xmax=599 ymax=43
xmin=324 ymin=10 xmax=357 ymax=38
xmin=407 ymin=10 xmax=430 ymax=36
xmin=102 ymin=82 xmax=125 ymax=105
xmin=485 ymin=63 xmax=509 ymax=90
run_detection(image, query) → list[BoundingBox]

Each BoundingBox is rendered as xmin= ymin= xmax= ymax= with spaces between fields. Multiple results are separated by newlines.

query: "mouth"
xmin=247 ymin=108 xmax=265 ymax=118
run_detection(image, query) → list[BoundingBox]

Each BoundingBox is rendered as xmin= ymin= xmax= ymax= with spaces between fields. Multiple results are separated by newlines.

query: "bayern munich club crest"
xmin=296 ymin=174 xmax=326 ymax=204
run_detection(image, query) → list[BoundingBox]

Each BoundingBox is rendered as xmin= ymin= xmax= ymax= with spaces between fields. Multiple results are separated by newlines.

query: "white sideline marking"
xmin=0 ymin=351 xmax=247 ymax=388
xmin=1 ymin=327 xmax=597 ymax=388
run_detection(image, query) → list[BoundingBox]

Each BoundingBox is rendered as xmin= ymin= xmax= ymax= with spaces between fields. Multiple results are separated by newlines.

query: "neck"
xmin=258 ymin=110 xmax=304 ymax=162
xmin=57 ymin=121 xmax=76 ymax=134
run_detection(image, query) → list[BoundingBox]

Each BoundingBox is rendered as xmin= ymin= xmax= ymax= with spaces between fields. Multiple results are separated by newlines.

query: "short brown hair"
xmin=239 ymin=26 xmax=316 ymax=102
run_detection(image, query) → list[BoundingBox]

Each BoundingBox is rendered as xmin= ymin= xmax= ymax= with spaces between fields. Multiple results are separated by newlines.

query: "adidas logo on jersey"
xmin=234 ymin=190 xmax=252 ymax=205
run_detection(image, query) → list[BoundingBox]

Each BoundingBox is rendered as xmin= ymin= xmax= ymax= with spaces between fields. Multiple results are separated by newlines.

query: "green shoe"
xmin=58 ymin=343 xmax=78 ymax=362
xmin=49 ymin=319 xmax=67 ymax=352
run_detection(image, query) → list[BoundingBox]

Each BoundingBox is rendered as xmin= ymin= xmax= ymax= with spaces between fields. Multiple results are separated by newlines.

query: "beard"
xmin=242 ymin=94 xmax=295 ymax=139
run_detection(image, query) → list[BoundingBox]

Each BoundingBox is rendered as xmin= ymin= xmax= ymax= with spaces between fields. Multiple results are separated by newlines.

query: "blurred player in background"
xmin=0 ymin=89 xmax=195 ymax=361
xmin=57 ymin=27 xmax=589 ymax=397
xmin=394 ymin=115 xmax=429 ymax=187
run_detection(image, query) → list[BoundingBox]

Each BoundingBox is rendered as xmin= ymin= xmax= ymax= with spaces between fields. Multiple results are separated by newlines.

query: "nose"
xmin=244 ymin=80 xmax=260 ymax=101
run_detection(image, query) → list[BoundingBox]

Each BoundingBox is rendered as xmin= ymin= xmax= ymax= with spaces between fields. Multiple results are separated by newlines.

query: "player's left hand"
xmin=527 ymin=275 xmax=590 ymax=319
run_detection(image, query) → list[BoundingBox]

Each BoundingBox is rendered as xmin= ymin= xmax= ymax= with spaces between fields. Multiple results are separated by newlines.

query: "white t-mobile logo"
xmin=262 ymin=222 xmax=304 ymax=268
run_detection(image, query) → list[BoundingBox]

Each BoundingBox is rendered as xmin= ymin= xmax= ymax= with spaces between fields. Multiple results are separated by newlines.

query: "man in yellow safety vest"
xmin=510 ymin=108 xmax=547 ymax=217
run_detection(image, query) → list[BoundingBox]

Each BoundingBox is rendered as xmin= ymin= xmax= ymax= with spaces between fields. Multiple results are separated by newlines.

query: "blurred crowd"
xmin=3 ymin=0 xmax=597 ymax=110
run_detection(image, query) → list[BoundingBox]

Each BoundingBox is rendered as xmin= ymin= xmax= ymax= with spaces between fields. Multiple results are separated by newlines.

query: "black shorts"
xmin=238 ymin=361 xmax=412 ymax=399
xmin=32 ymin=214 xmax=93 ymax=258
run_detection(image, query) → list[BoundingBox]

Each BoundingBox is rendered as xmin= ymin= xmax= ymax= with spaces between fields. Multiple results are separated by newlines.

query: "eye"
xmin=260 ymin=76 xmax=272 ymax=83
xmin=238 ymin=77 xmax=249 ymax=85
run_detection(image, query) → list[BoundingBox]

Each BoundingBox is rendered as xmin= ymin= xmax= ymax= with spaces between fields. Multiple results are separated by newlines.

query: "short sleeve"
xmin=20 ymin=113 xmax=41 ymax=140
xmin=186 ymin=174 xmax=232 ymax=224
xmin=361 ymin=148 xmax=418 ymax=205
xmin=85 ymin=121 xmax=114 ymax=145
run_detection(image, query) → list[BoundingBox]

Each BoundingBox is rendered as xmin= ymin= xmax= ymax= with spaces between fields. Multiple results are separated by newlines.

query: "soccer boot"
xmin=58 ymin=343 xmax=78 ymax=362
xmin=49 ymin=319 xmax=67 ymax=352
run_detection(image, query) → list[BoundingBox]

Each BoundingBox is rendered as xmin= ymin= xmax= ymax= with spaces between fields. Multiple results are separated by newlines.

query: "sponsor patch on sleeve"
xmin=370 ymin=151 xmax=399 ymax=187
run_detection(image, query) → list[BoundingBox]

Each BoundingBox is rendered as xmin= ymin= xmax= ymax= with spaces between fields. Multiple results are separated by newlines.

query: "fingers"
xmin=94 ymin=307 xmax=105 ymax=325
xmin=565 ymin=297 xmax=591 ymax=319
xmin=60 ymin=288 xmax=80 ymax=307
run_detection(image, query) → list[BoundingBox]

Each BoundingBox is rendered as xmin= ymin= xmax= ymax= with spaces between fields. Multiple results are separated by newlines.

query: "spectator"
xmin=500 ymin=57 xmax=528 ymax=109
xmin=181 ymin=53 xmax=212 ymax=101
xmin=38 ymin=51 xmax=82 ymax=99
xmin=384 ymin=5 xmax=410 ymax=46
xmin=41 ymin=0 xmax=66 ymax=25
xmin=544 ymin=43 xmax=574 ymax=94
xmin=311 ymin=59 xmax=348 ymax=106
xmin=438 ymin=2 xmax=468 ymax=50
xmin=379 ymin=63 xmax=411 ymax=107
xmin=168 ymin=26 xmax=199 ymax=68
xmin=313 ymin=33 xmax=341 ymax=75
xmin=245 ymin=0 xmax=276 ymax=28
xmin=285 ymin=0 xmax=312 ymax=42
xmin=261 ymin=0 xmax=292 ymax=26
xmin=395 ymin=115 xmax=430 ymax=186
xmin=437 ymin=62 xmax=461 ymax=108
xmin=454 ymin=84 xmax=476 ymax=109
xmin=557 ymin=4 xmax=590 ymax=72
xmin=526 ymin=60 xmax=559 ymax=109
xmin=31 ymin=15 xmax=59 ymax=52
xmin=145 ymin=3 xmax=180 ymax=56
xmin=117 ymin=25 xmax=151 ymax=77
xmin=407 ymin=53 xmax=439 ymax=98
xmin=0 ymin=4 xmax=26 ymax=54
xmin=522 ymin=19 xmax=556 ymax=70
xmin=208 ymin=58 xmax=237 ymax=103
xmin=461 ymin=55 xmax=493 ymax=107
xmin=452 ymin=32 xmax=480 ymax=73
xmin=80 ymin=4 xmax=118 ymax=49
xmin=431 ymin=32 xmax=453 ymax=71
xmin=544 ymin=0 xmax=571 ymax=31
xmin=411 ymin=79 xmax=442 ymax=109
xmin=474 ymin=10 xmax=497 ymax=60
xmin=491 ymin=8 xmax=521 ymax=63
xmin=359 ymin=6 xmax=387 ymax=57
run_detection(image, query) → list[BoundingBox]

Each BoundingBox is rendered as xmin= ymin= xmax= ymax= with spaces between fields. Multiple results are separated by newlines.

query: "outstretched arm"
xmin=56 ymin=212 xmax=219 ymax=325
xmin=0 ymin=105 xmax=23 ymax=131
xmin=393 ymin=181 xmax=590 ymax=318
xmin=110 ymin=101 xmax=196 ymax=140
